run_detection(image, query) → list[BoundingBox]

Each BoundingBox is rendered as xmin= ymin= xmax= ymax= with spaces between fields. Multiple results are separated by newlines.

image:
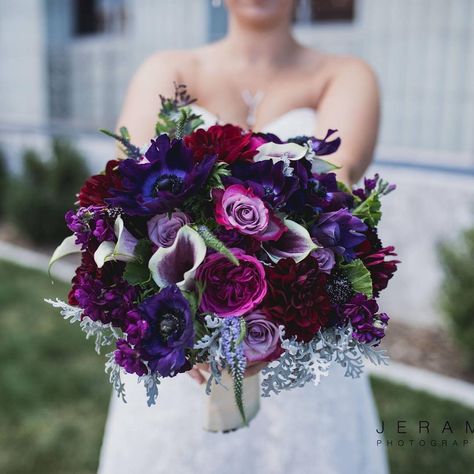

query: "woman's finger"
xmin=244 ymin=362 xmax=268 ymax=377
xmin=187 ymin=368 xmax=206 ymax=384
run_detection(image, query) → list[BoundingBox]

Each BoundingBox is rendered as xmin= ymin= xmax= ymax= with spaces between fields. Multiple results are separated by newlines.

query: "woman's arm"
xmin=115 ymin=51 xmax=184 ymax=150
xmin=314 ymin=58 xmax=380 ymax=185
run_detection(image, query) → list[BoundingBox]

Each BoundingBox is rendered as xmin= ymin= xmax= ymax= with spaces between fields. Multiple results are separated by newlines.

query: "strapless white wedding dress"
xmin=98 ymin=106 xmax=389 ymax=474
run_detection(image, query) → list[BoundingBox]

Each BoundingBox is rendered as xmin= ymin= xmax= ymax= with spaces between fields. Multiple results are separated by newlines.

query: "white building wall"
xmin=0 ymin=0 xmax=48 ymax=125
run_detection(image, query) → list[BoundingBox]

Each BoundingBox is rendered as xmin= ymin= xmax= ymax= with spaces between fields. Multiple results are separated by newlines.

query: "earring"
xmin=212 ymin=0 xmax=222 ymax=7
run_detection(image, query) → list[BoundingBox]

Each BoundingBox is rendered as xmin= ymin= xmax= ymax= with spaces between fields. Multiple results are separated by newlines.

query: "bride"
xmin=98 ymin=1 xmax=387 ymax=473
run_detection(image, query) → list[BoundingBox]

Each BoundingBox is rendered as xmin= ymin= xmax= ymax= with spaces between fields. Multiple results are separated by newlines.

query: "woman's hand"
xmin=187 ymin=361 xmax=268 ymax=385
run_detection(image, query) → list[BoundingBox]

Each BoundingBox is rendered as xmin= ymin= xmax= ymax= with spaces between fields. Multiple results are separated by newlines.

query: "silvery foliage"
xmin=261 ymin=324 xmax=389 ymax=397
xmin=194 ymin=314 xmax=226 ymax=395
xmin=45 ymin=298 xmax=120 ymax=353
xmin=45 ymin=298 xmax=163 ymax=406
xmin=138 ymin=370 xmax=161 ymax=407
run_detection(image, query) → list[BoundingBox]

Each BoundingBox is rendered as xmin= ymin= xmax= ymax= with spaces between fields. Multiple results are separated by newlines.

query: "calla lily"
xmin=48 ymin=235 xmax=81 ymax=276
xmin=263 ymin=219 xmax=317 ymax=263
xmin=254 ymin=142 xmax=308 ymax=164
xmin=94 ymin=216 xmax=138 ymax=268
xmin=148 ymin=225 xmax=207 ymax=291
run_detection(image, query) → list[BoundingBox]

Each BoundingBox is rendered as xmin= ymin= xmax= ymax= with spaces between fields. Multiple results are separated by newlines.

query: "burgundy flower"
xmin=356 ymin=229 xmax=399 ymax=297
xmin=263 ymin=257 xmax=332 ymax=342
xmin=196 ymin=248 xmax=267 ymax=318
xmin=79 ymin=160 xmax=123 ymax=207
xmin=184 ymin=124 xmax=257 ymax=164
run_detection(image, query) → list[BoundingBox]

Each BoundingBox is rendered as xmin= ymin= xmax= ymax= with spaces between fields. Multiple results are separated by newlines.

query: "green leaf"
xmin=352 ymin=191 xmax=382 ymax=227
xmin=342 ymin=259 xmax=373 ymax=299
xmin=195 ymin=225 xmax=239 ymax=266
xmin=123 ymin=239 xmax=153 ymax=286
xmin=123 ymin=261 xmax=151 ymax=286
xmin=312 ymin=157 xmax=341 ymax=174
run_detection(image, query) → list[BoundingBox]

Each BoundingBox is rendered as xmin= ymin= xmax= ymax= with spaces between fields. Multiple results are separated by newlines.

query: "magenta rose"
xmin=196 ymin=248 xmax=267 ymax=317
xmin=243 ymin=310 xmax=282 ymax=363
xmin=147 ymin=212 xmax=190 ymax=247
xmin=213 ymin=184 xmax=285 ymax=241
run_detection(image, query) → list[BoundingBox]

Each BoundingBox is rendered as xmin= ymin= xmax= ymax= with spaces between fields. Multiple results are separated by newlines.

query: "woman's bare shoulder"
xmin=310 ymin=50 xmax=378 ymax=89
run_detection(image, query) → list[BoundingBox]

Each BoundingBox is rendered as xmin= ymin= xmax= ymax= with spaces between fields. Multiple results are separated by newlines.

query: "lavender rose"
xmin=214 ymin=184 xmax=285 ymax=241
xmin=243 ymin=310 xmax=282 ymax=363
xmin=147 ymin=212 xmax=190 ymax=247
xmin=196 ymin=248 xmax=267 ymax=317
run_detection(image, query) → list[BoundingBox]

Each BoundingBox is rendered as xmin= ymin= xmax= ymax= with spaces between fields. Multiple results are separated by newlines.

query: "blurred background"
xmin=0 ymin=1 xmax=473 ymax=473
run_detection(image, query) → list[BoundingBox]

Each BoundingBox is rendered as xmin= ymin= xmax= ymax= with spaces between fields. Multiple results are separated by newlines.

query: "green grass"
xmin=0 ymin=260 xmax=110 ymax=474
xmin=372 ymin=377 xmax=474 ymax=474
xmin=0 ymin=260 xmax=472 ymax=474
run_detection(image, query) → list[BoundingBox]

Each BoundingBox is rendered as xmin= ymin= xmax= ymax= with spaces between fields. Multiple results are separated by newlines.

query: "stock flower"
xmin=115 ymin=340 xmax=148 ymax=376
xmin=213 ymin=184 xmax=286 ymax=241
xmin=196 ymin=248 xmax=267 ymax=318
xmin=311 ymin=209 xmax=367 ymax=261
xmin=243 ymin=310 xmax=282 ymax=363
xmin=69 ymin=252 xmax=138 ymax=329
xmin=107 ymin=135 xmax=215 ymax=215
xmin=184 ymin=124 xmax=257 ymax=164
xmin=263 ymin=257 xmax=331 ymax=342
xmin=147 ymin=211 xmax=190 ymax=248
xmin=342 ymin=293 xmax=389 ymax=344
xmin=79 ymin=160 xmax=123 ymax=207
xmin=65 ymin=205 xmax=115 ymax=250
xmin=127 ymin=286 xmax=195 ymax=377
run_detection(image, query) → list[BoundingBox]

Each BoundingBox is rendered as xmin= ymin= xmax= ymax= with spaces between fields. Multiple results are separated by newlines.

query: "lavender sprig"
xmin=221 ymin=317 xmax=247 ymax=424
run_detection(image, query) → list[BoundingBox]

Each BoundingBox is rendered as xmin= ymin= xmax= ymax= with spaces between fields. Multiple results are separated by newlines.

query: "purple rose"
xmin=311 ymin=248 xmax=336 ymax=273
xmin=214 ymin=184 xmax=285 ymax=241
xmin=196 ymin=248 xmax=267 ymax=318
xmin=147 ymin=212 xmax=190 ymax=247
xmin=243 ymin=310 xmax=282 ymax=363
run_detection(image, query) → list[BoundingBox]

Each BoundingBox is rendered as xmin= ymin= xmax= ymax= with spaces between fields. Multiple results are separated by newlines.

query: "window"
xmin=74 ymin=0 xmax=126 ymax=36
xmin=296 ymin=0 xmax=355 ymax=24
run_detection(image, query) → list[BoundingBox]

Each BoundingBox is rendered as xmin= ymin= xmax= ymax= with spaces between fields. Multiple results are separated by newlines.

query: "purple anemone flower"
xmin=310 ymin=129 xmax=341 ymax=156
xmin=106 ymin=135 xmax=216 ymax=215
xmin=225 ymin=159 xmax=299 ymax=207
xmin=128 ymin=285 xmax=194 ymax=377
xmin=311 ymin=209 xmax=367 ymax=261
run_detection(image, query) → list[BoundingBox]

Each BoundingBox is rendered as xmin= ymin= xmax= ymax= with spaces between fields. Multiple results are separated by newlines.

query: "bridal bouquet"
xmin=47 ymin=85 xmax=398 ymax=431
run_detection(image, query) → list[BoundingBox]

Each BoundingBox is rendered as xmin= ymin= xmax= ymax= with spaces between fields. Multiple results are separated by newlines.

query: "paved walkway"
xmin=1 ymin=239 xmax=474 ymax=409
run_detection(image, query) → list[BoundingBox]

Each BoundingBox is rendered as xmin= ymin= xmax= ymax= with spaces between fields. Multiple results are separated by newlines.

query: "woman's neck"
xmin=221 ymin=17 xmax=300 ymax=69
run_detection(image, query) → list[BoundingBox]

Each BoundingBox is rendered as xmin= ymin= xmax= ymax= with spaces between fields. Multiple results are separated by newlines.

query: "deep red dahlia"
xmin=78 ymin=159 xmax=123 ymax=206
xmin=184 ymin=124 xmax=257 ymax=164
xmin=356 ymin=229 xmax=399 ymax=297
xmin=263 ymin=257 xmax=332 ymax=342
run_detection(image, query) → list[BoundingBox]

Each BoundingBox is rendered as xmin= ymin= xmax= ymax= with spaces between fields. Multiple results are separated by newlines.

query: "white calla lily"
xmin=254 ymin=142 xmax=308 ymax=164
xmin=94 ymin=216 xmax=138 ymax=268
xmin=148 ymin=225 xmax=207 ymax=291
xmin=48 ymin=235 xmax=81 ymax=275
xmin=263 ymin=219 xmax=317 ymax=263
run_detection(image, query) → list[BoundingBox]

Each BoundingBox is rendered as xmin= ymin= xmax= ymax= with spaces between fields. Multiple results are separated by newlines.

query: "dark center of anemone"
xmin=263 ymin=185 xmax=274 ymax=198
xmin=157 ymin=311 xmax=183 ymax=340
xmin=153 ymin=174 xmax=184 ymax=196
xmin=310 ymin=180 xmax=327 ymax=197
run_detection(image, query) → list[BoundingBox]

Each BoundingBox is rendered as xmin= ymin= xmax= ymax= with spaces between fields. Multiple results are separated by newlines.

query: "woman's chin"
xmin=227 ymin=0 xmax=294 ymax=28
